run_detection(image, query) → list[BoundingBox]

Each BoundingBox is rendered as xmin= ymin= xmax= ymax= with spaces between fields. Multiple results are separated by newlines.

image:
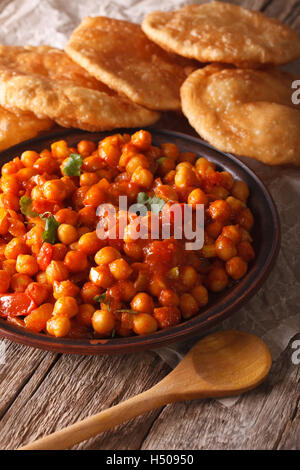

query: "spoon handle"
xmin=19 ymin=386 xmax=169 ymax=450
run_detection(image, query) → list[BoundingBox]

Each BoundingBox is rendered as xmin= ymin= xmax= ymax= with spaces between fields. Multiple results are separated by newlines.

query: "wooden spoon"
xmin=19 ymin=330 xmax=271 ymax=450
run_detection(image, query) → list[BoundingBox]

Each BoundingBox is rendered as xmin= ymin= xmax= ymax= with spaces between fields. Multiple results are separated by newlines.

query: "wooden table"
xmin=0 ymin=0 xmax=300 ymax=450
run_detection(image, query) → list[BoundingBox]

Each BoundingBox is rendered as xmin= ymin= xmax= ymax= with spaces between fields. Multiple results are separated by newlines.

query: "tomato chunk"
xmin=37 ymin=243 xmax=54 ymax=270
xmin=0 ymin=293 xmax=36 ymax=318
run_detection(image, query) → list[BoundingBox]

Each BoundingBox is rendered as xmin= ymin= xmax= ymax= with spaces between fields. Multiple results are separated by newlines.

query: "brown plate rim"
xmin=0 ymin=128 xmax=281 ymax=355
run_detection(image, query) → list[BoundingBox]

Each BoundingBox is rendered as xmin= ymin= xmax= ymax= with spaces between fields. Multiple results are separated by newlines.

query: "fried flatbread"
xmin=180 ymin=65 xmax=300 ymax=166
xmin=0 ymin=106 xmax=53 ymax=152
xmin=142 ymin=2 xmax=300 ymax=68
xmin=65 ymin=16 xmax=195 ymax=110
xmin=0 ymin=45 xmax=159 ymax=130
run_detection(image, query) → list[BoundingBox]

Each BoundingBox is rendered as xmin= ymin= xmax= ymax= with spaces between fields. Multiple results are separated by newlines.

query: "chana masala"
xmin=0 ymin=130 xmax=255 ymax=339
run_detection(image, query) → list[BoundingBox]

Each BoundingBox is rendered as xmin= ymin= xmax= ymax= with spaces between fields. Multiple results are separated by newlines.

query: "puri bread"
xmin=180 ymin=65 xmax=300 ymax=166
xmin=0 ymin=46 xmax=159 ymax=131
xmin=0 ymin=107 xmax=53 ymax=152
xmin=65 ymin=16 xmax=195 ymax=110
xmin=142 ymin=2 xmax=300 ymax=68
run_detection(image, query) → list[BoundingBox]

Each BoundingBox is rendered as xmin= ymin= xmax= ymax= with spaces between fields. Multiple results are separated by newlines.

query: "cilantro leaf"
xmin=115 ymin=309 xmax=139 ymax=314
xmin=156 ymin=157 xmax=167 ymax=164
xmin=94 ymin=292 xmax=111 ymax=310
xmin=137 ymin=192 xmax=165 ymax=215
xmin=111 ymin=329 xmax=116 ymax=338
xmin=19 ymin=196 xmax=38 ymax=218
xmin=62 ymin=153 xmax=83 ymax=177
xmin=41 ymin=215 xmax=60 ymax=244
xmin=94 ymin=293 xmax=107 ymax=303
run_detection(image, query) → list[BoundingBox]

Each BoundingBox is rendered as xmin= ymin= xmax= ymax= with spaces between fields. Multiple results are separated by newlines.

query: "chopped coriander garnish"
xmin=156 ymin=157 xmax=167 ymax=164
xmin=19 ymin=196 xmax=38 ymax=218
xmin=94 ymin=293 xmax=107 ymax=303
xmin=137 ymin=192 xmax=165 ymax=216
xmin=115 ymin=309 xmax=139 ymax=314
xmin=111 ymin=329 xmax=116 ymax=338
xmin=41 ymin=215 xmax=60 ymax=244
xmin=62 ymin=153 xmax=83 ymax=177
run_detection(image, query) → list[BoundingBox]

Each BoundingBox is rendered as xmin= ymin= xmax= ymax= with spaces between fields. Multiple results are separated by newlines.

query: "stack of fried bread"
xmin=0 ymin=2 xmax=299 ymax=166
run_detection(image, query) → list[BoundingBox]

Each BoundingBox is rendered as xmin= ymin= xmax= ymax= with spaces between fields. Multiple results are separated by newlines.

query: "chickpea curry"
xmin=0 ymin=130 xmax=255 ymax=339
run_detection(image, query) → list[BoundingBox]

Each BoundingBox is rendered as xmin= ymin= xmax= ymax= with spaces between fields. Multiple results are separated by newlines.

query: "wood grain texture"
xmin=0 ymin=0 xmax=299 ymax=450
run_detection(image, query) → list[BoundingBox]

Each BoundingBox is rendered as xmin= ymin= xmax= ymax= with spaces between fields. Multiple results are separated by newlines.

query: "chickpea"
xmin=0 ymin=209 xmax=9 ymax=236
xmin=16 ymin=254 xmax=39 ymax=276
xmin=0 ymin=192 xmax=19 ymax=211
xmin=55 ymin=208 xmax=78 ymax=226
xmin=43 ymin=180 xmax=67 ymax=202
xmin=226 ymin=256 xmax=248 ymax=280
xmin=46 ymin=260 xmax=69 ymax=284
xmin=80 ymin=172 xmax=99 ymax=187
xmin=77 ymin=140 xmax=96 ymax=157
xmin=158 ymin=289 xmax=180 ymax=307
xmin=174 ymin=166 xmax=196 ymax=188
xmin=153 ymin=306 xmax=181 ymax=328
xmin=179 ymin=293 xmax=199 ymax=319
xmin=220 ymin=171 xmax=234 ymax=190
xmin=206 ymin=267 xmax=228 ymax=292
xmin=132 ymin=313 xmax=158 ymax=335
xmin=188 ymin=188 xmax=208 ymax=207
xmin=78 ymin=206 xmax=97 ymax=227
xmin=51 ymin=140 xmax=69 ymax=159
xmin=11 ymin=273 xmax=32 ymax=292
xmin=206 ymin=220 xmax=223 ymax=239
xmin=64 ymin=251 xmax=88 ymax=273
xmin=237 ymin=241 xmax=255 ymax=262
xmin=81 ymin=282 xmax=102 ymax=304
xmin=92 ymin=309 xmax=115 ymax=335
xmin=47 ymin=316 xmax=71 ymax=337
xmin=178 ymin=152 xmax=196 ymax=165
xmin=157 ymin=157 xmax=175 ymax=177
xmin=2 ymin=259 xmax=16 ymax=276
xmin=77 ymin=304 xmax=95 ymax=326
xmin=235 ymin=208 xmax=254 ymax=231
xmin=131 ymin=292 xmax=154 ymax=314
xmin=148 ymin=273 xmax=168 ymax=297
xmin=25 ymin=282 xmax=50 ymax=305
xmin=21 ymin=150 xmax=40 ymax=167
xmin=61 ymin=176 xmax=77 ymax=198
xmin=109 ymin=258 xmax=132 ymax=281
xmin=16 ymin=167 xmax=36 ymax=181
xmin=36 ymin=272 xmax=48 ymax=284
xmin=131 ymin=166 xmax=153 ymax=189
xmin=180 ymin=265 xmax=198 ymax=289
xmin=191 ymin=285 xmax=208 ymax=307
xmin=1 ymin=175 xmax=20 ymax=193
xmin=200 ymin=244 xmax=217 ymax=258
xmin=4 ymin=238 xmax=28 ymax=260
xmin=95 ymin=246 xmax=121 ymax=265
xmin=118 ymin=280 xmax=136 ymax=302
xmin=131 ymin=130 xmax=152 ymax=151
xmin=83 ymin=184 xmax=105 ymax=207
xmin=209 ymin=186 xmax=229 ymax=200
xmin=226 ymin=196 xmax=246 ymax=215
xmin=53 ymin=280 xmax=80 ymax=299
xmin=82 ymin=155 xmax=103 ymax=172
xmin=221 ymin=225 xmax=241 ymax=245
xmin=89 ymin=266 xmax=114 ymax=288
xmin=1 ymin=161 xmax=20 ymax=175
xmin=25 ymin=303 xmax=54 ymax=332
xmin=123 ymin=241 xmax=143 ymax=261
xmin=53 ymin=296 xmax=78 ymax=318
xmin=52 ymin=243 xmax=68 ymax=261
xmin=208 ymin=200 xmax=231 ymax=223
xmin=57 ymin=224 xmax=78 ymax=245
xmin=231 ymin=181 xmax=249 ymax=202
xmin=33 ymin=157 xmax=59 ymax=175
xmin=215 ymin=236 xmax=237 ymax=261
xmin=98 ymin=139 xmax=121 ymax=168
xmin=161 ymin=143 xmax=179 ymax=159
xmin=77 ymin=231 xmax=103 ymax=255
xmin=195 ymin=157 xmax=215 ymax=175
xmin=126 ymin=155 xmax=150 ymax=175
xmin=0 ymin=270 xmax=10 ymax=293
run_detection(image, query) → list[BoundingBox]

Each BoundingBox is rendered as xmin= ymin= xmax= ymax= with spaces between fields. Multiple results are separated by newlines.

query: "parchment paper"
xmin=0 ymin=0 xmax=299 ymax=404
